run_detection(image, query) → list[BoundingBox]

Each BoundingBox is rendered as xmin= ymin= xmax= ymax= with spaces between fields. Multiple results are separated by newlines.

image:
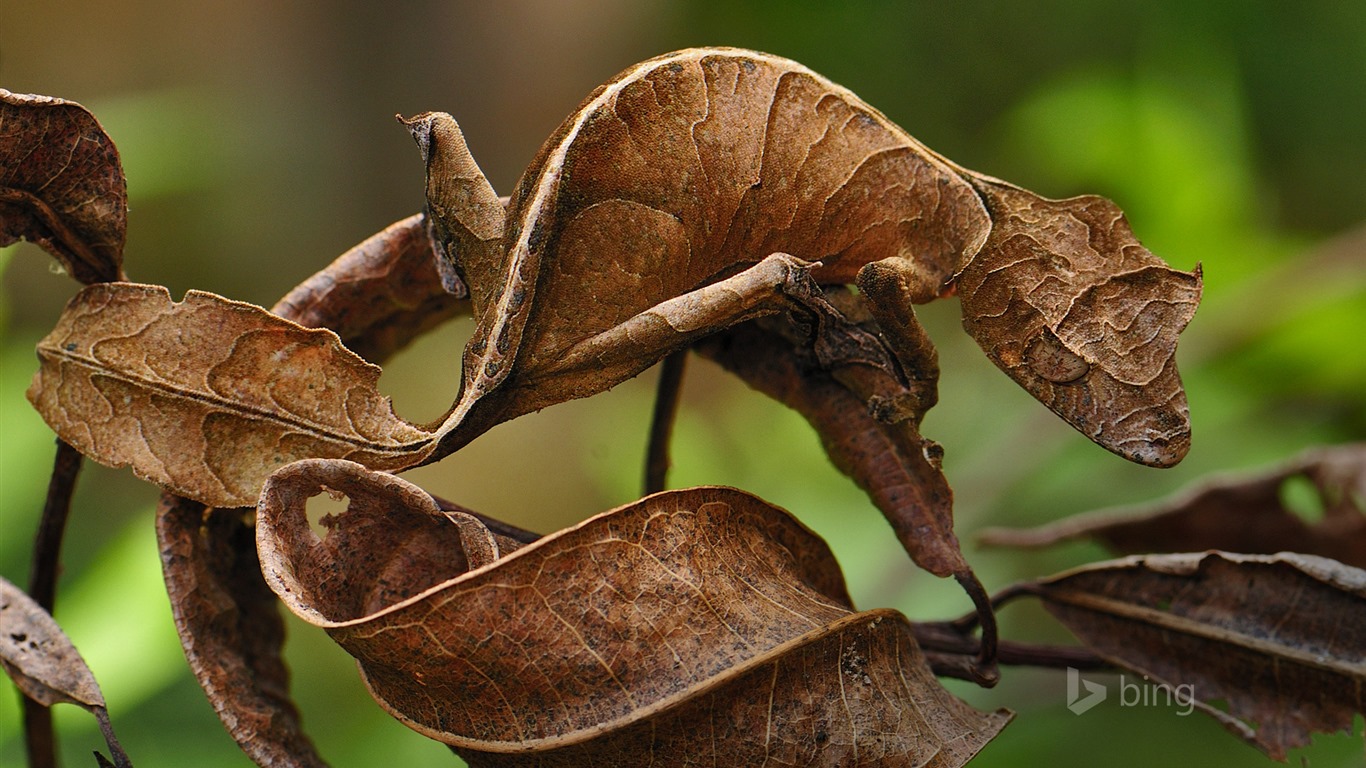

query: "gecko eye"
xmin=1026 ymin=331 xmax=1090 ymax=383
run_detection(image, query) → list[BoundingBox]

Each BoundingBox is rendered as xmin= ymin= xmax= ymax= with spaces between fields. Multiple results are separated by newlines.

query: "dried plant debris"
xmin=1 ymin=90 xmax=126 ymax=283
xmin=256 ymin=460 xmax=1011 ymax=767
xmin=1 ymin=577 xmax=132 ymax=767
xmin=982 ymin=443 xmax=1366 ymax=567
xmin=1027 ymin=551 xmax=1365 ymax=760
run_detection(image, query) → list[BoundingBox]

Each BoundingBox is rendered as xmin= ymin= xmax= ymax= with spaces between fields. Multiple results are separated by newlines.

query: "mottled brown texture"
xmin=25 ymin=47 xmax=1201 ymax=511
xmin=0 ymin=577 xmax=133 ymax=767
xmin=256 ymin=460 xmax=1009 ymax=765
xmin=13 ymin=50 xmax=1213 ymax=765
xmin=412 ymin=48 xmax=994 ymax=458
xmin=398 ymin=114 xmax=506 ymax=311
xmin=1032 ymin=551 xmax=1366 ymax=760
xmin=980 ymin=443 xmax=1366 ymax=567
xmin=412 ymin=48 xmax=1199 ymax=470
xmin=271 ymin=213 xmax=471 ymax=365
xmin=28 ymin=282 xmax=433 ymax=508
xmin=0 ymin=575 xmax=105 ymax=710
xmin=0 ymin=89 xmax=126 ymax=284
xmin=957 ymin=178 xmax=1202 ymax=466
xmin=155 ymin=496 xmax=325 ymax=768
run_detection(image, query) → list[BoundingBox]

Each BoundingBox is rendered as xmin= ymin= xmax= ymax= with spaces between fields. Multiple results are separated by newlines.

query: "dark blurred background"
xmin=3 ymin=2 xmax=1363 ymax=766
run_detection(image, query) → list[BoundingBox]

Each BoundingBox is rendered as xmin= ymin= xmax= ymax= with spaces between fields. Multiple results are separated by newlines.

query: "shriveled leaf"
xmin=981 ymin=443 xmax=1366 ymax=567
xmin=271 ymin=213 xmax=470 ymax=365
xmin=1031 ymin=551 xmax=1366 ymax=759
xmin=155 ymin=495 xmax=325 ymax=767
xmin=1 ymin=90 xmax=126 ymax=283
xmin=256 ymin=460 xmax=1010 ymax=766
xmin=411 ymin=48 xmax=992 ymax=457
xmin=0 ymin=577 xmax=134 ymax=766
xmin=0 ymin=576 xmax=104 ymax=709
xmin=955 ymin=177 xmax=1202 ymax=467
xmin=695 ymin=296 xmax=957 ymax=577
xmin=27 ymin=282 xmax=435 ymax=507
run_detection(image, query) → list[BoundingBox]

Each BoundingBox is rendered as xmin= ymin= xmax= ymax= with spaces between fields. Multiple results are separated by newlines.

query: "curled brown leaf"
xmin=413 ymin=48 xmax=1199 ymax=470
xmin=27 ymin=282 xmax=434 ymax=508
xmin=0 ymin=90 xmax=126 ymax=283
xmin=256 ymin=460 xmax=1009 ymax=766
xmin=980 ymin=443 xmax=1366 ymax=567
xmin=155 ymin=496 xmax=324 ymax=767
xmin=1028 ymin=551 xmax=1365 ymax=759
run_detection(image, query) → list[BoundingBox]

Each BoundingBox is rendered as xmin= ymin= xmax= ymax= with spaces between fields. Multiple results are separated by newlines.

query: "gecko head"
xmin=954 ymin=180 xmax=1202 ymax=467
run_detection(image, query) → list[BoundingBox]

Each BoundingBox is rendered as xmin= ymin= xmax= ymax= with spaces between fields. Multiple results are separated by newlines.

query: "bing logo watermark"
xmin=1067 ymin=668 xmax=1195 ymax=716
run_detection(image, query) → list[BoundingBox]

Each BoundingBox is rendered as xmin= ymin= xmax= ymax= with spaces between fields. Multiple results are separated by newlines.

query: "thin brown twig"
xmin=643 ymin=351 xmax=688 ymax=495
xmin=954 ymin=569 xmax=1001 ymax=686
xmin=23 ymin=439 xmax=84 ymax=768
xmin=913 ymin=620 xmax=1110 ymax=676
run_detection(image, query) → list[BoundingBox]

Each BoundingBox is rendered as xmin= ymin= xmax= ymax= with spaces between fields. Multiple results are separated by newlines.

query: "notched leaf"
xmin=1032 ymin=551 xmax=1366 ymax=760
xmin=256 ymin=460 xmax=1009 ymax=766
xmin=981 ymin=443 xmax=1366 ymax=567
xmin=28 ymin=282 xmax=435 ymax=508
xmin=956 ymin=178 xmax=1202 ymax=468
xmin=1 ymin=90 xmax=127 ymax=283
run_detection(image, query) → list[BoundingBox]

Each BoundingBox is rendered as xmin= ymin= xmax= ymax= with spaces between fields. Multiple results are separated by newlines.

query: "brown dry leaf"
xmin=955 ymin=177 xmax=1202 ymax=467
xmin=27 ymin=282 xmax=435 ymax=508
xmin=980 ymin=443 xmax=1366 ymax=567
xmin=1 ymin=575 xmax=104 ymax=710
xmin=155 ymin=496 xmax=324 ymax=768
xmin=1 ymin=577 xmax=133 ymax=767
xmin=271 ymin=213 xmax=470 ymax=365
xmin=1031 ymin=551 xmax=1366 ymax=759
xmin=256 ymin=459 xmax=1010 ymax=766
xmin=1 ymin=90 xmax=126 ymax=283
xmin=410 ymin=48 xmax=993 ymax=457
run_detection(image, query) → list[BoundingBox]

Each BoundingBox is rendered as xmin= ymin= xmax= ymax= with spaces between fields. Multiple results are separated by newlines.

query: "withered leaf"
xmin=1 ymin=90 xmax=127 ymax=283
xmin=156 ymin=495 xmax=324 ymax=767
xmin=28 ymin=282 xmax=435 ymax=508
xmin=271 ymin=213 xmax=470 ymax=365
xmin=256 ymin=460 xmax=1010 ymax=766
xmin=1031 ymin=551 xmax=1366 ymax=759
xmin=1 ymin=575 xmax=104 ymax=710
xmin=955 ymin=178 xmax=1202 ymax=467
xmin=695 ymin=298 xmax=957 ymax=577
xmin=980 ymin=443 xmax=1366 ymax=567
xmin=411 ymin=48 xmax=993 ymax=457
xmin=0 ymin=577 xmax=133 ymax=767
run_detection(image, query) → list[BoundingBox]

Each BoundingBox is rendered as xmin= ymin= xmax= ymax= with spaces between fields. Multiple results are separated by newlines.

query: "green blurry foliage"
xmin=2 ymin=1 xmax=1362 ymax=766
